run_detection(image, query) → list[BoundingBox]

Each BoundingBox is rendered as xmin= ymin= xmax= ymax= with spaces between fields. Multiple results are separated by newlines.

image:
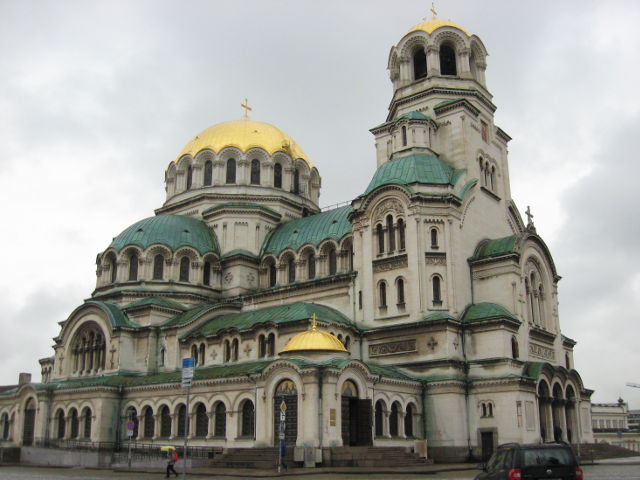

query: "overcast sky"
xmin=1 ymin=0 xmax=639 ymax=408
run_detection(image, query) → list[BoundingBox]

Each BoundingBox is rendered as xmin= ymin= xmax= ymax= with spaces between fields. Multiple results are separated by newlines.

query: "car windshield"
xmin=522 ymin=448 xmax=573 ymax=467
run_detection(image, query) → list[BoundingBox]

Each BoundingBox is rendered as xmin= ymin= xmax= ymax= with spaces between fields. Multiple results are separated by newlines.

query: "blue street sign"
xmin=182 ymin=358 xmax=195 ymax=369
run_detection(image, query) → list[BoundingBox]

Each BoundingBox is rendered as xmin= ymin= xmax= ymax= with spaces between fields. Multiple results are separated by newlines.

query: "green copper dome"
xmin=108 ymin=215 xmax=219 ymax=255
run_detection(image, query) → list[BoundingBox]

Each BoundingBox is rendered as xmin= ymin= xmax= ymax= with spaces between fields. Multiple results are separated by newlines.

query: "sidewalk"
xmin=592 ymin=455 xmax=640 ymax=465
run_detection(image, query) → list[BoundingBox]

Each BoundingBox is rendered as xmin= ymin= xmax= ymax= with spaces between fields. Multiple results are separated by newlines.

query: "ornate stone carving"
xmin=247 ymin=273 xmax=256 ymax=285
xmin=373 ymin=198 xmax=404 ymax=223
xmin=223 ymin=272 xmax=233 ymax=285
xmin=369 ymin=339 xmax=416 ymax=357
xmin=373 ymin=254 xmax=408 ymax=273
xmin=528 ymin=342 xmax=555 ymax=360
xmin=425 ymin=253 xmax=447 ymax=265
xmin=427 ymin=336 xmax=438 ymax=351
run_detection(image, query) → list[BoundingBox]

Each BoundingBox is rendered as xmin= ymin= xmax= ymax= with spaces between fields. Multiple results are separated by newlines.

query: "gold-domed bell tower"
xmin=372 ymin=9 xmax=506 ymax=174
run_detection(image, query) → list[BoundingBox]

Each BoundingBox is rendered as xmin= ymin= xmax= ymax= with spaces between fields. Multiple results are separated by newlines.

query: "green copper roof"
xmin=471 ymin=235 xmax=518 ymax=261
xmin=203 ymin=202 xmax=281 ymax=219
xmin=422 ymin=312 xmax=457 ymax=322
xmin=162 ymin=304 xmax=226 ymax=328
xmin=182 ymin=301 xmax=354 ymax=340
xmin=372 ymin=111 xmax=432 ymax=130
xmin=108 ymin=215 xmax=219 ymax=255
xmin=85 ymin=301 xmax=138 ymax=328
xmin=124 ymin=297 xmax=187 ymax=311
xmin=221 ymin=249 xmax=259 ymax=259
xmin=461 ymin=302 xmax=519 ymax=323
xmin=362 ymin=154 xmax=464 ymax=196
xmin=435 ymin=98 xmax=464 ymax=109
xmin=261 ymin=206 xmax=352 ymax=256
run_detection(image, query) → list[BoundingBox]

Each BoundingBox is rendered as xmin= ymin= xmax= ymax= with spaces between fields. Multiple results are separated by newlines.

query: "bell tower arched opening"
xmin=413 ymin=48 xmax=427 ymax=80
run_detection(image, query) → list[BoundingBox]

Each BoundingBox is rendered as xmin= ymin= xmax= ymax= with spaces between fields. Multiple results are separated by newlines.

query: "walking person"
xmin=166 ymin=449 xmax=179 ymax=478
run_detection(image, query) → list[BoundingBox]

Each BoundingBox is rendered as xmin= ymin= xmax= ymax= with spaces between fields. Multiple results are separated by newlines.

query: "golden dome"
xmin=280 ymin=315 xmax=347 ymax=354
xmin=177 ymin=119 xmax=312 ymax=167
xmin=407 ymin=18 xmax=470 ymax=36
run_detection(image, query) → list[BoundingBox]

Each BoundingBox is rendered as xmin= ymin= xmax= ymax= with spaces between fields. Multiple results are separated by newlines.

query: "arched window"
xmin=203 ymin=261 xmax=211 ymax=286
xmin=125 ymin=407 xmax=138 ymax=439
xmin=432 ymin=276 xmax=442 ymax=305
xmin=128 ymin=252 xmax=138 ymax=281
xmin=397 ymin=219 xmax=405 ymax=250
xmin=379 ymin=281 xmax=387 ymax=308
xmin=71 ymin=322 xmax=106 ymax=374
xmin=293 ymin=168 xmax=300 ymax=194
xmin=56 ymin=409 xmax=65 ymax=439
xmin=199 ymin=343 xmax=205 ymax=366
xmin=274 ymin=163 xmax=282 ymax=188
xmin=389 ymin=402 xmax=399 ymax=437
xmin=512 ymin=337 xmax=519 ymax=359
xmin=488 ymin=403 xmax=493 ymax=417
xmin=490 ymin=166 xmax=496 ymax=190
xmin=153 ymin=254 xmax=164 ymax=280
xmin=177 ymin=404 xmax=187 ymax=437
xmin=401 ymin=125 xmax=407 ymax=146
xmin=405 ymin=404 xmax=415 ymax=437
xmin=328 ymin=247 xmax=337 ymax=275
xmin=267 ymin=333 xmax=275 ymax=357
xmin=258 ymin=334 xmax=266 ymax=358
xmin=375 ymin=400 xmax=384 ymax=437
xmin=386 ymin=215 xmax=395 ymax=252
xmin=143 ymin=407 xmax=154 ymax=438
xmin=565 ymin=353 xmax=571 ymax=370
xmin=440 ymin=43 xmax=457 ymax=75
xmin=231 ymin=338 xmax=239 ymax=361
xmin=413 ymin=48 xmax=427 ymax=80
xmin=109 ymin=253 xmax=117 ymax=283
xmin=203 ymin=160 xmax=213 ymax=186
xmin=83 ymin=408 xmax=92 ymax=439
xmin=226 ymin=158 xmax=236 ymax=184
xmin=268 ymin=261 xmax=277 ymax=287
xmin=241 ymin=400 xmax=255 ymax=437
xmin=195 ymin=403 xmax=208 ymax=437
xmin=160 ymin=406 xmax=171 ymax=437
xmin=250 ymin=159 xmax=260 ymax=185
xmin=376 ymin=224 xmax=385 ymax=254
xmin=306 ymin=252 xmax=316 ymax=279
xmin=214 ymin=402 xmax=226 ymax=437
xmin=223 ymin=340 xmax=230 ymax=363
xmin=430 ymin=228 xmax=439 ymax=248
xmin=179 ymin=257 xmax=190 ymax=282
xmin=287 ymin=256 xmax=296 ymax=283
xmin=191 ymin=344 xmax=199 ymax=365
xmin=396 ymin=278 xmax=405 ymax=305
xmin=159 ymin=348 xmax=166 ymax=367
xmin=186 ymin=165 xmax=193 ymax=189
xmin=2 ymin=412 xmax=10 ymax=440
xmin=344 ymin=336 xmax=350 ymax=350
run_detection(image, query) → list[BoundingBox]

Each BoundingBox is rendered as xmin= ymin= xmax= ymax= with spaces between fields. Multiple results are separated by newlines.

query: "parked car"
xmin=475 ymin=442 xmax=584 ymax=480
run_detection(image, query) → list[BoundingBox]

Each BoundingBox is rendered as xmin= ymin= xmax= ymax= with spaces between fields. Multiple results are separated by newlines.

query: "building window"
xmin=397 ymin=218 xmax=405 ymax=250
xmin=159 ymin=348 xmax=165 ymax=366
xmin=440 ymin=43 xmax=457 ymax=75
xmin=177 ymin=404 xmax=187 ymax=437
xmin=153 ymin=254 xmax=164 ymax=280
xmin=413 ymin=48 xmax=427 ymax=80
xmin=396 ymin=278 xmax=405 ymax=305
xmin=358 ymin=290 xmax=362 ymax=310
xmin=386 ymin=215 xmax=395 ymax=252
xmin=512 ymin=336 xmax=519 ymax=359
xmin=287 ymin=256 xmax=296 ymax=283
xmin=56 ymin=409 xmax=65 ymax=438
xmin=225 ymin=158 xmax=236 ymax=184
xmin=109 ymin=253 xmax=117 ymax=283
xmin=376 ymin=224 xmax=385 ymax=254
xmin=128 ymin=252 xmax=138 ymax=281
xmin=375 ymin=400 xmax=384 ymax=437
xmin=565 ymin=353 xmax=571 ymax=369
xmin=430 ymin=228 xmax=439 ymax=248
xmin=267 ymin=333 xmax=275 ymax=357
xmin=401 ymin=125 xmax=407 ymax=146
xmin=214 ymin=402 xmax=226 ymax=437
xmin=328 ymin=247 xmax=337 ymax=275
xmin=160 ymin=406 xmax=171 ymax=437
xmin=203 ymin=160 xmax=213 ymax=186
xmin=292 ymin=169 xmax=300 ymax=194
xmin=231 ymin=338 xmax=238 ymax=361
xmin=199 ymin=343 xmax=205 ymax=366
xmin=274 ymin=163 xmax=282 ymax=188
xmin=195 ymin=403 xmax=208 ymax=437
xmin=241 ymin=400 xmax=255 ymax=437
xmin=379 ymin=281 xmax=387 ymax=308
xmin=186 ymin=165 xmax=193 ymax=189
xmin=306 ymin=252 xmax=316 ymax=279
xmin=268 ymin=261 xmax=277 ymax=287
xmin=432 ymin=276 xmax=442 ymax=305
xmin=203 ymin=261 xmax=211 ymax=286
xmin=223 ymin=340 xmax=230 ymax=363
xmin=179 ymin=257 xmax=190 ymax=282
xmin=481 ymin=120 xmax=489 ymax=142
xmin=143 ymin=407 xmax=154 ymax=438
xmin=250 ymin=159 xmax=260 ymax=185
xmin=390 ymin=402 xmax=400 ymax=437
xmin=83 ymin=408 xmax=92 ymax=439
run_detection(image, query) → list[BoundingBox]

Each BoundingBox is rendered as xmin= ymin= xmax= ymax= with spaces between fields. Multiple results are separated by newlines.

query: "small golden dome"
xmin=407 ymin=18 xmax=470 ymax=36
xmin=177 ymin=119 xmax=312 ymax=167
xmin=280 ymin=314 xmax=347 ymax=354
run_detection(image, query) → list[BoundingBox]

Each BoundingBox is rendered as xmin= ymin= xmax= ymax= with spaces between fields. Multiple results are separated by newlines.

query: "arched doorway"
xmin=22 ymin=398 xmax=36 ymax=446
xmin=341 ymin=380 xmax=372 ymax=446
xmin=273 ymin=379 xmax=298 ymax=445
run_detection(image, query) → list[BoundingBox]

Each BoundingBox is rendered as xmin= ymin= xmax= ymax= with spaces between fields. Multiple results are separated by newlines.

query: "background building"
xmin=0 ymin=14 xmax=594 ymax=465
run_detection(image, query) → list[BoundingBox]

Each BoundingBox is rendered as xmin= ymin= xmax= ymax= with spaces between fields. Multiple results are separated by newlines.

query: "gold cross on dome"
xmin=241 ymin=98 xmax=252 ymax=120
xmin=310 ymin=313 xmax=318 ymax=331
xmin=431 ymin=2 xmax=437 ymax=19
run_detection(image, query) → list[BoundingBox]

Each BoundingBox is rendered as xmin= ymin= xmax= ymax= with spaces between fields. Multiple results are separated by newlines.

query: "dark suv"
xmin=475 ymin=442 xmax=583 ymax=480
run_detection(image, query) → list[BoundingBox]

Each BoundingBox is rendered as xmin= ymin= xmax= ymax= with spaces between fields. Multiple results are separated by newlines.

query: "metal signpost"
xmin=126 ymin=419 xmax=135 ymax=469
xmin=277 ymin=399 xmax=286 ymax=472
xmin=181 ymin=357 xmax=195 ymax=480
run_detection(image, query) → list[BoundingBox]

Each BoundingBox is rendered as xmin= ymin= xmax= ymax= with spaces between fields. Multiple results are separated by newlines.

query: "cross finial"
xmin=525 ymin=205 xmax=534 ymax=226
xmin=430 ymin=2 xmax=437 ymax=19
xmin=310 ymin=313 xmax=318 ymax=331
xmin=240 ymin=98 xmax=252 ymax=120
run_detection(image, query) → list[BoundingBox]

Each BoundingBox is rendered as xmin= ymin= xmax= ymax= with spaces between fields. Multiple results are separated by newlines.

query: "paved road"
xmin=0 ymin=464 xmax=639 ymax=479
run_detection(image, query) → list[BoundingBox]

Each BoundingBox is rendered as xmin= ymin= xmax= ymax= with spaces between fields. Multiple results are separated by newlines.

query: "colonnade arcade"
xmin=537 ymin=379 xmax=580 ymax=443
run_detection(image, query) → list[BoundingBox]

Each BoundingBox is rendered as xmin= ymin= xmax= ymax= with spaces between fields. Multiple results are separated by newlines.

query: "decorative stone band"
xmin=369 ymin=339 xmax=417 ymax=357
xmin=372 ymin=254 xmax=408 ymax=273
xmin=528 ymin=342 xmax=555 ymax=361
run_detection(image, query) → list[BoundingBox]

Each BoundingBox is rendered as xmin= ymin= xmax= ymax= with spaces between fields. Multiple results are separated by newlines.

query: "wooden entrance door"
xmin=481 ymin=431 xmax=494 ymax=461
xmin=273 ymin=380 xmax=297 ymax=445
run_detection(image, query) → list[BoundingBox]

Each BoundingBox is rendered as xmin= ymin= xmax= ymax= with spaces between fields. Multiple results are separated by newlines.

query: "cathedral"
xmin=0 ymin=14 xmax=594 ymax=464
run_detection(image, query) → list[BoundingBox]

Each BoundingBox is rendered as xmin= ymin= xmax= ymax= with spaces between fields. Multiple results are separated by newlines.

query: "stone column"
xmin=206 ymin=411 xmax=215 ymax=439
